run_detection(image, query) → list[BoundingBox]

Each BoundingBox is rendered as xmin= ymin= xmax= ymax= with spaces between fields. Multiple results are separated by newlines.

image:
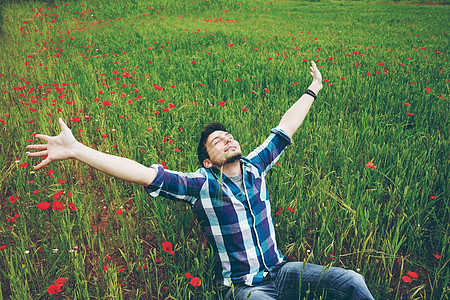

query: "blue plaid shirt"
xmin=145 ymin=127 xmax=293 ymax=286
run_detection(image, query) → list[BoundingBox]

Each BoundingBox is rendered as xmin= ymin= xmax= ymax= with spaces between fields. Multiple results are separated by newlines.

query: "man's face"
xmin=204 ymin=130 xmax=242 ymax=168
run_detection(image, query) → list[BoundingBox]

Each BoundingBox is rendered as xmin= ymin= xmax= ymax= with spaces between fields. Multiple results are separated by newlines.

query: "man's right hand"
xmin=26 ymin=118 xmax=78 ymax=170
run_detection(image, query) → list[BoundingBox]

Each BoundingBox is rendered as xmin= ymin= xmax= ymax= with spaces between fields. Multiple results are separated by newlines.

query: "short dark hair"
xmin=197 ymin=122 xmax=228 ymax=167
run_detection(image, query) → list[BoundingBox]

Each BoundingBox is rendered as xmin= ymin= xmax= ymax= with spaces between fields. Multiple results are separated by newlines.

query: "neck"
xmin=220 ymin=160 xmax=241 ymax=177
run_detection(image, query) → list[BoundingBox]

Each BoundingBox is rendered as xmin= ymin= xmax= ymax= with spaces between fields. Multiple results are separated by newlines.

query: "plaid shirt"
xmin=145 ymin=127 xmax=293 ymax=286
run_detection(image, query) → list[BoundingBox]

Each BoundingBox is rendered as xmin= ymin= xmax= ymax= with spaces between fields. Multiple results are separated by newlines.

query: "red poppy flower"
xmin=189 ymin=277 xmax=201 ymax=287
xmin=407 ymin=271 xmax=418 ymax=279
xmin=185 ymin=272 xmax=194 ymax=279
xmin=47 ymin=284 xmax=62 ymax=294
xmin=54 ymin=277 xmax=66 ymax=286
xmin=9 ymin=196 xmax=17 ymax=204
xmin=434 ymin=253 xmax=441 ymax=259
xmin=288 ymin=207 xmax=294 ymax=212
xmin=68 ymin=202 xmax=78 ymax=211
xmin=53 ymin=191 xmax=64 ymax=200
xmin=0 ymin=245 xmax=6 ymax=251
xmin=52 ymin=201 xmax=65 ymax=211
xmin=401 ymin=276 xmax=411 ymax=283
xmin=116 ymin=209 xmax=123 ymax=215
xmin=36 ymin=202 xmax=51 ymax=210
xmin=365 ymin=161 xmax=376 ymax=169
xmin=161 ymin=241 xmax=174 ymax=255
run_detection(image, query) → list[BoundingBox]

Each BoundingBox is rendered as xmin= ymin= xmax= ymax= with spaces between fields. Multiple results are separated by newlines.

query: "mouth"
xmin=225 ymin=146 xmax=236 ymax=152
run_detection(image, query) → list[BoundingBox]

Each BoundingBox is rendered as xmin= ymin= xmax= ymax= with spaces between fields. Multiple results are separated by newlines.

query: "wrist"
xmin=72 ymin=141 xmax=87 ymax=160
xmin=308 ymin=82 xmax=322 ymax=95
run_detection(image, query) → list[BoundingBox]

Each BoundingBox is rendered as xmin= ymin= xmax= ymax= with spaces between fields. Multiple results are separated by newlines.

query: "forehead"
xmin=206 ymin=130 xmax=230 ymax=144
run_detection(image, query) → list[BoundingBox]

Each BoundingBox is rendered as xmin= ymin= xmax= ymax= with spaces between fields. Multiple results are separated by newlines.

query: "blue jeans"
xmin=223 ymin=262 xmax=374 ymax=300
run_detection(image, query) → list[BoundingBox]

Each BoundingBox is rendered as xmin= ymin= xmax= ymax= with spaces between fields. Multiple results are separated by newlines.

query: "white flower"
xmin=25 ymin=250 xmax=30 ymax=254
xmin=52 ymin=248 xmax=59 ymax=253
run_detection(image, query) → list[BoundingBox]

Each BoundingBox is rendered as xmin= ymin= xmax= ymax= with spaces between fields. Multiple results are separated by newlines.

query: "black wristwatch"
xmin=304 ymin=89 xmax=317 ymax=100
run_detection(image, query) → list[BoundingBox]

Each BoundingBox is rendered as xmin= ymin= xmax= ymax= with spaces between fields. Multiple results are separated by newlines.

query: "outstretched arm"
xmin=278 ymin=61 xmax=323 ymax=138
xmin=26 ymin=118 xmax=157 ymax=186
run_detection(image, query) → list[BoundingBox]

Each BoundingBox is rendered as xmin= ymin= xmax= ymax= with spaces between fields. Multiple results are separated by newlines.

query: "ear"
xmin=203 ymin=158 xmax=213 ymax=169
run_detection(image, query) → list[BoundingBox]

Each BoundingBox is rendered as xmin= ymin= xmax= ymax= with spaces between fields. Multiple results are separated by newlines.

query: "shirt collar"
xmin=208 ymin=157 xmax=248 ymax=178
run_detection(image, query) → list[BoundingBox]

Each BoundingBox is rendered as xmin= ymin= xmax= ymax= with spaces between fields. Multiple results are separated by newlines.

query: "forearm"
xmin=72 ymin=142 xmax=156 ymax=186
xmin=278 ymin=83 xmax=321 ymax=138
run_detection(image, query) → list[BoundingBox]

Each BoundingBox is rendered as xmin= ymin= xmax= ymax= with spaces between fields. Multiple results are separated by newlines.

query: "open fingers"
xmin=34 ymin=158 xmax=51 ymax=170
xmin=26 ymin=144 xmax=47 ymax=150
xmin=58 ymin=118 xmax=72 ymax=133
xmin=34 ymin=133 xmax=52 ymax=142
xmin=27 ymin=150 xmax=48 ymax=157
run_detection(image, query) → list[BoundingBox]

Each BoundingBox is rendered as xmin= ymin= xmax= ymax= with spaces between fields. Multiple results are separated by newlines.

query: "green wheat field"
xmin=0 ymin=0 xmax=448 ymax=298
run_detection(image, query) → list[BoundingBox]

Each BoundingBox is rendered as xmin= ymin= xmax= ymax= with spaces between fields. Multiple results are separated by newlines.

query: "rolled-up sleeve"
xmin=144 ymin=164 xmax=206 ymax=205
xmin=246 ymin=127 xmax=293 ymax=174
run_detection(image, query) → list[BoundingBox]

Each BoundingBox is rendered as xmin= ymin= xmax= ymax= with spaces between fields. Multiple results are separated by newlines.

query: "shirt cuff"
xmin=144 ymin=164 xmax=165 ymax=197
xmin=272 ymin=127 xmax=294 ymax=146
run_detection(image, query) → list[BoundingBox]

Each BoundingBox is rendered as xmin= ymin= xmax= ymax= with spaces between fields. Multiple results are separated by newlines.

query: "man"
xmin=27 ymin=61 xmax=374 ymax=299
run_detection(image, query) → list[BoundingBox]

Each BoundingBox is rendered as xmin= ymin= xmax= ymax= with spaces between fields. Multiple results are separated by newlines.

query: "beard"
xmin=223 ymin=152 xmax=242 ymax=165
